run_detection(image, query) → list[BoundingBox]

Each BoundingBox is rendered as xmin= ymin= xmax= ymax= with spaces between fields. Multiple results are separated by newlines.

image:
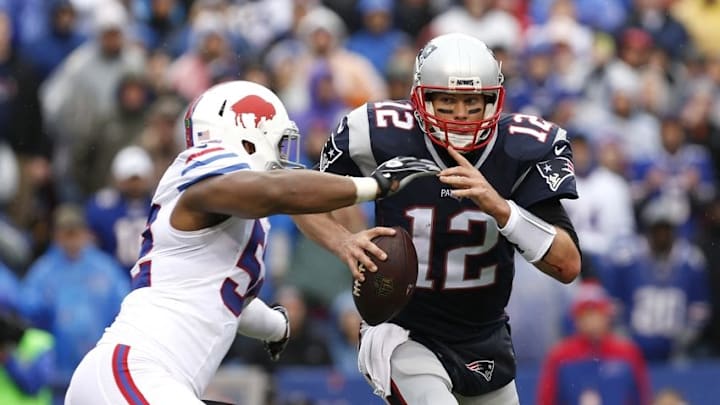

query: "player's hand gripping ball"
xmin=352 ymin=227 xmax=418 ymax=326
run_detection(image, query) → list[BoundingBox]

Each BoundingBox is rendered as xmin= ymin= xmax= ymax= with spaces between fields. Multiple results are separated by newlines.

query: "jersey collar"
xmin=423 ymin=126 xmax=498 ymax=170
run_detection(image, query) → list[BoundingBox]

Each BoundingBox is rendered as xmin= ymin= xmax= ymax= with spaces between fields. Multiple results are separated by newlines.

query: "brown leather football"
xmin=352 ymin=226 xmax=418 ymax=326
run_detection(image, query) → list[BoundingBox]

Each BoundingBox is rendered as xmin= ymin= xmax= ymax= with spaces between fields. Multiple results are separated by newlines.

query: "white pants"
xmin=65 ymin=343 xmax=204 ymax=405
xmin=385 ymin=340 xmax=520 ymax=405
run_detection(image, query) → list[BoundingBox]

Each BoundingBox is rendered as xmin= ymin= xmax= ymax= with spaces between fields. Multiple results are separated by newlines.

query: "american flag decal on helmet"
xmin=196 ymin=130 xmax=210 ymax=142
xmin=465 ymin=359 xmax=495 ymax=382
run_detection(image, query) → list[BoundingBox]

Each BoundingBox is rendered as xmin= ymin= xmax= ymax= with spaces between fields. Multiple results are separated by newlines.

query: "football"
xmin=352 ymin=226 xmax=418 ymax=326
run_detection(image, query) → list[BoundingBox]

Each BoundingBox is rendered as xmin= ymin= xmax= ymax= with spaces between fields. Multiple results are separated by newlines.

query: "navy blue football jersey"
xmin=319 ymin=100 xmax=578 ymax=341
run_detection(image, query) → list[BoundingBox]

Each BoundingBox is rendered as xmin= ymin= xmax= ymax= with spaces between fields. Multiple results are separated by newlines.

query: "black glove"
xmin=263 ymin=305 xmax=290 ymax=362
xmin=372 ymin=156 xmax=441 ymax=198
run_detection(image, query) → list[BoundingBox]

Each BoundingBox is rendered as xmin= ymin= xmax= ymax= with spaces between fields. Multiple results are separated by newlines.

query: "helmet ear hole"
xmin=242 ymin=140 xmax=256 ymax=155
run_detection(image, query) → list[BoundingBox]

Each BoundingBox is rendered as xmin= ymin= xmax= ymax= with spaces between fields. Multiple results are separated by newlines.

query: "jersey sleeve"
xmin=510 ymin=124 xmax=578 ymax=207
xmin=317 ymin=104 xmax=376 ymax=177
xmin=175 ymin=145 xmax=251 ymax=192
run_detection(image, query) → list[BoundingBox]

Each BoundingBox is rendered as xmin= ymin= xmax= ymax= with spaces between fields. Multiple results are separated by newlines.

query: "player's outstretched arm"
xmin=179 ymin=169 xmax=376 ymax=220
xmin=175 ymin=156 xmax=439 ymax=229
xmin=439 ymin=147 xmax=581 ymax=283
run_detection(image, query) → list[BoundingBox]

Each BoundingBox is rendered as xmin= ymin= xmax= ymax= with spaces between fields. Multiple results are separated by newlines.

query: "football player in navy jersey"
xmin=294 ymin=33 xmax=582 ymax=404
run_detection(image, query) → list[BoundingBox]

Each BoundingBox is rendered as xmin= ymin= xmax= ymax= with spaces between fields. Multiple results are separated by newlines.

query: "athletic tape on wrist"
xmin=352 ymin=177 xmax=379 ymax=203
xmin=498 ymin=200 xmax=557 ymax=263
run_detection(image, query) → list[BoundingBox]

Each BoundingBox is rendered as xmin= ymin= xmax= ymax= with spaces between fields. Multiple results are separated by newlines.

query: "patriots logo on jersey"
xmin=465 ymin=359 xmax=495 ymax=382
xmin=319 ymin=132 xmax=343 ymax=172
xmin=536 ymin=156 xmax=575 ymax=192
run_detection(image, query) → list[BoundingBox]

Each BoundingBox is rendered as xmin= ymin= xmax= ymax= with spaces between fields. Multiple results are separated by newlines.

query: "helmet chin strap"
xmin=433 ymin=131 xmax=475 ymax=149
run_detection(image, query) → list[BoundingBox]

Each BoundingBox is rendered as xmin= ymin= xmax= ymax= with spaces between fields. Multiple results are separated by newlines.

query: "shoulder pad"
xmin=318 ymin=104 xmax=369 ymax=176
xmin=499 ymin=113 xmax=569 ymax=162
xmin=321 ymin=101 xmax=425 ymax=176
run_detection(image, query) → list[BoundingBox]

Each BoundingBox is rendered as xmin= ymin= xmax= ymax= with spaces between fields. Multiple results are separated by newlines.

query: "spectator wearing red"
xmin=537 ymin=282 xmax=651 ymax=405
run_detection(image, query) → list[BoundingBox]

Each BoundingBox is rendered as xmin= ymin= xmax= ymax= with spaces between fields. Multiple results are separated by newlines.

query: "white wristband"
xmin=236 ymin=298 xmax=287 ymax=341
xmin=498 ymin=200 xmax=557 ymax=263
xmin=351 ymin=177 xmax=379 ymax=203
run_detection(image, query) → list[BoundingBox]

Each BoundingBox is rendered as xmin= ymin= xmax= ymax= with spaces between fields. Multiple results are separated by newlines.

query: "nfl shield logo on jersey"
xmin=536 ymin=157 xmax=575 ymax=192
xmin=465 ymin=359 xmax=495 ymax=382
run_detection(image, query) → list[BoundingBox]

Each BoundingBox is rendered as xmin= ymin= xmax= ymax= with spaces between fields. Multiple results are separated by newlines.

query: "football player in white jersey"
xmin=65 ymin=80 xmax=439 ymax=405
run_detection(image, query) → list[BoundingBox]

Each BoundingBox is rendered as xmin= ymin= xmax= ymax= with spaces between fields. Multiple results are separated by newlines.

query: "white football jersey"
xmin=98 ymin=144 xmax=269 ymax=395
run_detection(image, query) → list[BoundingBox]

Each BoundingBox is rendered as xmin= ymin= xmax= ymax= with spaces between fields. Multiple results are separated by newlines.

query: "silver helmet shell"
xmin=410 ymin=33 xmax=505 ymax=151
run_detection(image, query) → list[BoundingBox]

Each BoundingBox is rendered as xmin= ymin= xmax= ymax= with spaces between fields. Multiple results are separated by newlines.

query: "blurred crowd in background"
xmin=0 ymin=0 xmax=719 ymax=403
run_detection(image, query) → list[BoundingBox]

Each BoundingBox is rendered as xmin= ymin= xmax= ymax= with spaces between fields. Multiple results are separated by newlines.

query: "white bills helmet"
xmin=184 ymin=80 xmax=302 ymax=170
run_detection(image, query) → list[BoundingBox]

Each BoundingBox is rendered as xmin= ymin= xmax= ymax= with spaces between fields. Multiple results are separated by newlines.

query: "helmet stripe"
xmin=184 ymin=94 xmax=204 ymax=147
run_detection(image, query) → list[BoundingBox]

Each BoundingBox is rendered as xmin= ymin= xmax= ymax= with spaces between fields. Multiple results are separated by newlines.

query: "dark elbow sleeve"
xmin=527 ymin=199 xmax=580 ymax=253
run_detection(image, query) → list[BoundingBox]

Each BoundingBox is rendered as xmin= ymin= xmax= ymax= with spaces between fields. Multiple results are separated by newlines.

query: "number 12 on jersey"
xmin=406 ymin=207 xmax=498 ymax=290
xmin=508 ymin=114 xmax=554 ymax=143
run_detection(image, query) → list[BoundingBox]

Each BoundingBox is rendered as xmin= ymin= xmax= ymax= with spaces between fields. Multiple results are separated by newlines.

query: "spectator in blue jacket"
xmin=345 ymin=0 xmax=410 ymax=76
xmin=20 ymin=0 xmax=86 ymax=81
xmin=602 ymin=199 xmax=710 ymax=363
xmin=1 ymin=261 xmax=54 ymax=405
xmin=85 ymin=146 xmax=154 ymax=272
xmin=19 ymin=204 xmax=129 ymax=404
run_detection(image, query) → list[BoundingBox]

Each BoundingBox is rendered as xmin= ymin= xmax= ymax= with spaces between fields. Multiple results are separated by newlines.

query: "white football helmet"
xmin=184 ymin=80 xmax=302 ymax=170
xmin=410 ymin=33 xmax=505 ymax=151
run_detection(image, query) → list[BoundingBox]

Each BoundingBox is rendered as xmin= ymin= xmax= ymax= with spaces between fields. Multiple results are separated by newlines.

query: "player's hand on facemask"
xmin=372 ymin=156 xmax=440 ymax=198
xmin=438 ymin=147 xmax=510 ymax=219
